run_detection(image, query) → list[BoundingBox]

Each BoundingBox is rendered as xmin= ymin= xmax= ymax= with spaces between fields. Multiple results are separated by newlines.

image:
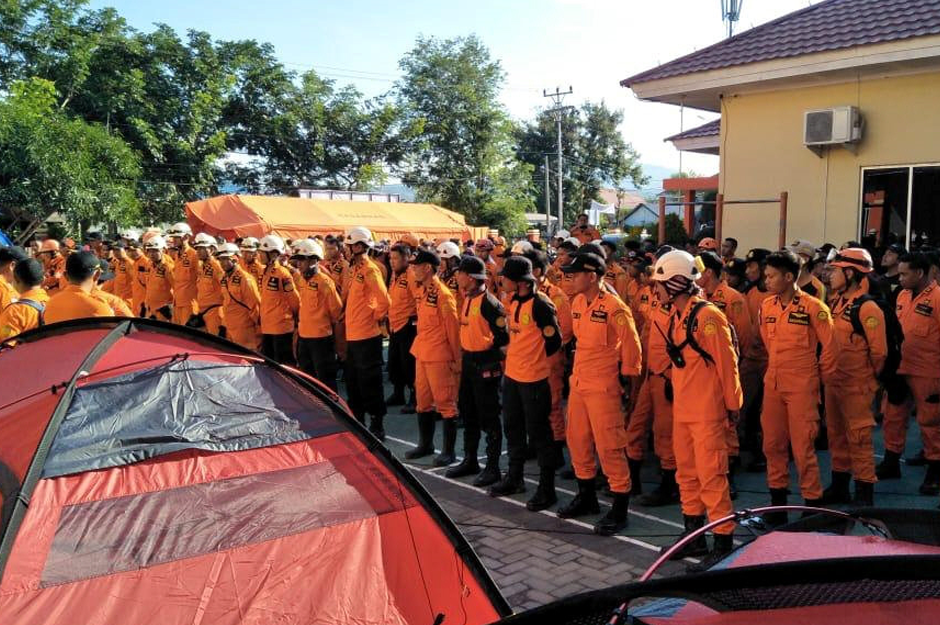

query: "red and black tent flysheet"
xmin=0 ymin=318 xmax=510 ymax=625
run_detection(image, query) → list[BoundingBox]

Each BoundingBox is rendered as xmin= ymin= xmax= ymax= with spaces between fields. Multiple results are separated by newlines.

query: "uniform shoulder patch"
xmin=702 ymin=319 xmax=719 ymax=336
xmin=542 ymin=324 xmax=556 ymax=337
xmin=864 ymin=315 xmax=879 ymax=329
xmin=495 ymin=315 xmax=506 ymax=327
xmin=817 ymin=310 xmax=829 ymax=321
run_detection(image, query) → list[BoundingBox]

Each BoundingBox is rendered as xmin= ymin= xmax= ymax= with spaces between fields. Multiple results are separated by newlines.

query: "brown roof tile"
xmin=665 ymin=119 xmax=721 ymax=142
xmin=622 ymin=0 xmax=940 ymax=86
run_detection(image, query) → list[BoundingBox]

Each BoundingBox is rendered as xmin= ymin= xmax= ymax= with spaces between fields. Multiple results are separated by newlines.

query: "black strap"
xmin=13 ymin=299 xmax=45 ymax=327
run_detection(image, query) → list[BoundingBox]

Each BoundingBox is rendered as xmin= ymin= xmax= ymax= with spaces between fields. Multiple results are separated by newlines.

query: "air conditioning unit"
xmin=804 ymin=106 xmax=862 ymax=146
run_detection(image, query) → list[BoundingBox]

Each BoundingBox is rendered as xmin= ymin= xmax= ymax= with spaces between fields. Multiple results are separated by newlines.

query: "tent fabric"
xmin=186 ymin=194 xmax=487 ymax=242
xmin=0 ymin=319 xmax=509 ymax=625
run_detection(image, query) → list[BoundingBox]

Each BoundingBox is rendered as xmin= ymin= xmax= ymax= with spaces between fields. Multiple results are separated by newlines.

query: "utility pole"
xmin=543 ymin=86 xmax=573 ymax=233
xmin=544 ymin=154 xmax=551 ymax=235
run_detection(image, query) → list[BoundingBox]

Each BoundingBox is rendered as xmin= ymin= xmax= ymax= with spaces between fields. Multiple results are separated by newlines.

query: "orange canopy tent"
xmin=185 ymin=194 xmax=487 ymax=242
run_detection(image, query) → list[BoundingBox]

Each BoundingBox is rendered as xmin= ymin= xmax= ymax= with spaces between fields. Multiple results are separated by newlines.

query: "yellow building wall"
xmin=719 ymin=72 xmax=940 ymax=251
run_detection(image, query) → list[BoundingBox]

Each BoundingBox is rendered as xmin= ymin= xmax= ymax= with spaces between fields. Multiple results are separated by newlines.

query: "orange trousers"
xmin=547 ymin=351 xmax=566 ymax=441
xmin=673 ymin=418 xmax=734 ymax=534
xmin=567 ymin=381 xmax=631 ymax=494
xmin=761 ymin=385 xmax=823 ymax=500
xmin=626 ymin=374 xmax=675 ymax=470
xmin=824 ymin=383 xmax=877 ymax=483
xmin=202 ymin=306 xmax=225 ymax=336
xmin=883 ymin=376 xmax=940 ymax=460
xmin=172 ymin=303 xmax=196 ymax=325
xmin=415 ymin=360 xmax=458 ymax=418
xmin=228 ymin=324 xmax=262 ymax=352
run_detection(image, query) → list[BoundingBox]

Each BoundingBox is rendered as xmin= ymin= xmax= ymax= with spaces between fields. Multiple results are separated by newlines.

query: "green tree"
xmin=396 ymin=35 xmax=530 ymax=234
xmin=0 ymin=78 xmax=140 ymax=241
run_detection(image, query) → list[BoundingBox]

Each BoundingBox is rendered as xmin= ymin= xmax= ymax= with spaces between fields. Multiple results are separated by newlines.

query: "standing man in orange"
xmin=822 ymin=248 xmax=885 ymax=506
xmin=0 ymin=259 xmax=49 ymax=339
xmin=323 ymin=236 xmax=350 ymax=295
xmin=343 ymin=227 xmax=390 ymax=439
xmin=437 ymin=241 xmax=464 ymax=311
xmin=92 ymin=259 xmax=134 ymax=316
xmin=109 ymin=242 xmax=135 ymax=307
xmin=294 ymin=239 xmax=343 ymax=391
xmin=167 ymin=223 xmax=199 ymax=325
xmin=217 ymin=243 xmax=262 ymax=352
xmin=740 ymin=248 xmax=772 ymax=470
xmin=0 ymin=246 xmax=28 ymax=311
xmin=556 ymin=251 xmax=642 ymax=535
xmin=650 ymin=250 xmax=742 ymax=566
xmin=387 ymin=242 xmax=419 ymax=413
xmin=408 ymin=249 xmax=461 ymax=465
xmin=127 ymin=239 xmax=151 ymax=317
xmin=473 ymin=239 xmax=499 ymax=293
xmin=143 ymin=236 xmax=175 ymax=322
xmin=600 ymin=240 xmax=630 ymax=303
xmin=488 ymin=256 xmax=562 ymax=512
xmin=258 ymin=234 xmax=299 ymax=365
xmin=444 ymin=255 xmax=509 ymax=486
xmin=570 ymin=213 xmax=601 ymax=245
xmin=879 ymin=252 xmax=940 ymax=494
xmin=45 ymin=252 xmax=114 ymax=323
xmin=193 ymin=233 xmax=226 ymax=336
xmin=36 ymin=239 xmax=65 ymax=294
xmin=239 ymin=237 xmax=265 ymax=286
xmin=759 ymin=250 xmax=837 ymax=521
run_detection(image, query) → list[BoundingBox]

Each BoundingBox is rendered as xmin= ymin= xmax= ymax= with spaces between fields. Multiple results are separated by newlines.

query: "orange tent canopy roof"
xmin=185 ymin=194 xmax=485 ymax=242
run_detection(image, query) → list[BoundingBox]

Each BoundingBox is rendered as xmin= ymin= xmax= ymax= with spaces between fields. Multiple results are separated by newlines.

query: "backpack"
xmin=661 ymin=300 xmax=739 ymax=368
xmin=14 ymin=299 xmax=45 ymax=327
xmin=848 ymin=292 xmax=904 ymax=388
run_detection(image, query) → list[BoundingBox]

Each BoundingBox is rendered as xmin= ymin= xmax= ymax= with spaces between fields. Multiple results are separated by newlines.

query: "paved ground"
xmin=350 ymin=367 xmax=937 ymax=611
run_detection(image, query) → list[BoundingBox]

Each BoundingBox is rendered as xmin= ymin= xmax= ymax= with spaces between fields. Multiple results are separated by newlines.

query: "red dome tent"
xmin=0 ymin=319 xmax=509 ymax=625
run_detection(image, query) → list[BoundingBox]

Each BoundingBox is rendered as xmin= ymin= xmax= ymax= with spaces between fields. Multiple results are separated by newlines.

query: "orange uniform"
xmin=632 ymin=284 xmax=652 ymax=336
xmin=41 ymin=255 xmax=65 ymax=294
xmin=259 ymin=261 xmax=299 ymax=335
xmin=603 ymin=262 xmax=631 ymax=304
xmin=112 ymin=256 xmax=135 ymax=305
xmin=298 ymin=270 xmax=342 ymax=339
xmin=571 ymin=225 xmax=601 ymax=244
xmin=244 ymin=258 xmax=265 ymax=287
xmin=440 ymin=268 xmax=464 ymax=315
xmin=131 ymin=255 xmax=151 ymax=317
xmin=0 ymin=287 xmax=49 ymax=339
xmin=324 ymin=257 xmax=350 ymax=295
xmin=0 ymin=276 xmax=16 ymax=311
xmin=759 ymin=289 xmax=836 ymax=501
xmin=45 ymin=284 xmax=113 ymax=324
xmin=539 ymin=279 xmax=573 ymax=441
xmin=344 ymin=256 xmax=389 ymax=341
xmin=505 ymin=292 xmax=561 ymax=383
xmin=144 ymin=255 xmax=175 ymax=321
xmin=410 ymin=276 xmax=461 ymax=419
xmin=388 ymin=267 xmax=418 ymax=334
xmin=739 ymin=284 xmax=771 ymax=453
xmin=91 ymin=287 xmax=133 ymax=317
xmin=220 ymin=264 xmax=262 ymax=350
xmin=670 ymin=296 xmax=743 ymax=534
xmin=568 ymin=289 xmax=642 ymax=493
xmin=706 ymin=282 xmax=752 ymax=356
xmin=884 ymin=282 xmax=940 ymax=460
xmin=172 ymin=245 xmax=199 ymax=324
xmin=826 ymin=284 xmax=886 ymax=484
xmin=196 ymin=256 xmax=225 ymax=335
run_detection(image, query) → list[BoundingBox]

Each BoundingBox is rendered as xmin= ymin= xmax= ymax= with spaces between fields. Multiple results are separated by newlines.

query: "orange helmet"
xmin=398 ymin=234 xmax=420 ymax=248
xmin=39 ymin=239 xmax=61 ymax=253
xmin=828 ymin=247 xmax=873 ymax=273
xmin=697 ymin=237 xmax=719 ymax=251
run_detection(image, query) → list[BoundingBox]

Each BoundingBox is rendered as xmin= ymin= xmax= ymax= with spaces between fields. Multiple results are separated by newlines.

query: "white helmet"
xmin=291 ymin=239 xmax=324 ymax=259
xmin=121 ymin=229 xmax=141 ymax=241
xmin=651 ymin=250 xmax=700 ymax=282
xmin=239 ymin=236 xmax=260 ymax=251
xmin=259 ymin=234 xmax=286 ymax=254
xmin=564 ymin=237 xmax=581 ymax=248
xmin=144 ymin=235 xmax=167 ymax=251
xmin=554 ymin=229 xmax=570 ymax=240
xmin=216 ymin=243 xmax=240 ymax=258
xmin=510 ymin=240 xmax=534 ymax=255
xmin=167 ymin=222 xmax=192 ymax=237
xmin=345 ymin=226 xmax=374 ymax=248
xmin=193 ymin=232 xmax=217 ymax=248
xmin=437 ymin=241 xmax=461 ymax=259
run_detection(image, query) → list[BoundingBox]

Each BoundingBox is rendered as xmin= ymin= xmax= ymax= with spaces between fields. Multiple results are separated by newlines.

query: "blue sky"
xmin=88 ymin=0 xmax=819 ymax=186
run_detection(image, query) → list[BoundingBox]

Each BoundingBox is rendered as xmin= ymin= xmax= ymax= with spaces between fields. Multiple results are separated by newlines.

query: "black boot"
xmin=368 ymin=414 xmax=386 ymax=442
xmin=821 ymin=471 xmax=852 ymax=504
xmin=876 ymin=450 xmax=902 ymax=480
xmin=594 ymin=493 xmax=630 ymax=536
xmin=385 ymin=386 xmax=406 ymax=406
xmin=687 ymin=532 xmax=734 ymax=572
xmin=489 ymin=467 xmax=526 ymax=497
xmin=802 ymin=497 xmax=825 ymax=517
xmin=728 ymin=456 xmax=740 ymax=501
xmin=404 ymin=412 xmax=436 ymax=460
xmin=764 ymin=488 xmax=789 ymax=527
xmin=664 ymin=514 xmax=709 ymax=559
xmin=401 ymin=387 xmax=416 ymax=414
xmin=853 ymin=480 xmax=875 ymax=506
xmin=920 ymin=461 xmax=940 ymax=495
xmin=638 ymin=469 xmax=679 ymax=507
xmin=446 ymin=429 xmax=480 ymax=478
xmin=473 ymin=428 xmax=502 ymax=487
xmin=526 ymin=468 xmax=558 ymax=511
xmin=907 ymin=449 xmax=927 ymax=466
xmin=433 ymin=419 xmax=458 ymax=467
xmin=627 ymin=458 xmax=644 ymax=496
xmin=557 ymin=478 xmax=600 ymax=518
xmin=474 ymin=463 xmax=501 ymax=487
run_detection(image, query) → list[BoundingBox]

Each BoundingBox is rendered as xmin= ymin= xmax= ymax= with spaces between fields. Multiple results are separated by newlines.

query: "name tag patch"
xmin=788 ymin=311 xmax=810 ymax=326
xmin=916 ymin=302 xmax=934 ymax=317
xmin=590 ymin=310 xmax=608 ymax=323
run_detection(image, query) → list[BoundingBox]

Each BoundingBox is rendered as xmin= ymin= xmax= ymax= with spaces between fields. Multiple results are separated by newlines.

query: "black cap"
xmin=578 ymin=242 xmax=606 ymax=259
xmin=725 ymin=257 xmax=747 ymax=277
xmin=745 ymin=248 xmax=772 ymax=264
xmin=413 ymin=249 xmax=440 ymax=268
xmin=698 ymin=250 xmax=724 ymax=274
xmin=65 ymin=251 xmax=101 ymax=281
xmin=97 ymin=259 xmax=115 ymax=282
xmin=0 ymin=246 xmax=29 ymax=264
xmin=557 ymin=239 xmax=578 ymax=253
xmin=13 ymin=258 xmax=43 ymax=287
xmin=562 ymin=252 xmax=606 ymax=276
xmin=887 ymin=243 xmax=907 ymax=255
xmin=499 ymin=256 xmax=535 ymax=283
xmin=457 ymin=255 xmax=487 ymax=280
